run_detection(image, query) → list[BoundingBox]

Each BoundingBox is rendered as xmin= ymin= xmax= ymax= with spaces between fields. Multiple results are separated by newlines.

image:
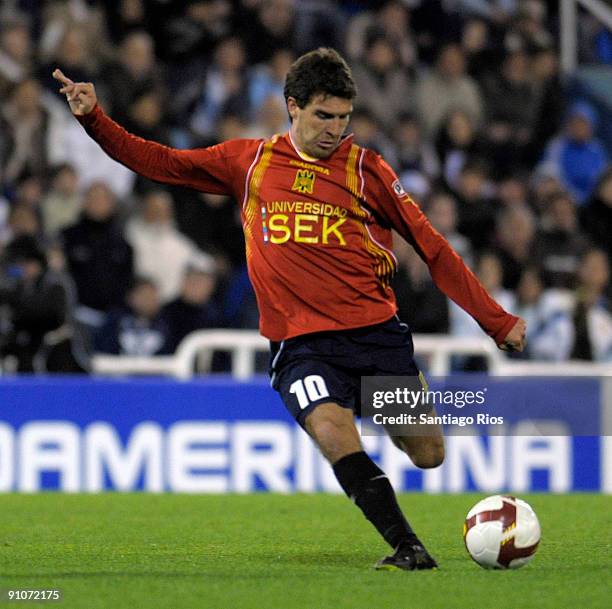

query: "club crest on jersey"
xmin=392 ymin=179 xmax=407 ymax=198
xmin=292 ymin=169 xmax=315 ymax=194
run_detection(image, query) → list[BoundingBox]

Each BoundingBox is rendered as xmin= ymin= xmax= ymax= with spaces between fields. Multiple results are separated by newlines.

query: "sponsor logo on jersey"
xmin=264 ymin=200 xmax=347 ymax=246
xmin=289 ymin=159 xmax=330 ymax=175
xmin=292 ymin=169 xmax=316 ymax=194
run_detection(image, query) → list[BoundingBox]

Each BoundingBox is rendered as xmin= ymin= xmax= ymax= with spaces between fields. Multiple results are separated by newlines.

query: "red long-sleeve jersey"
xmin=77 ymin=106 xmax=517 ymax=342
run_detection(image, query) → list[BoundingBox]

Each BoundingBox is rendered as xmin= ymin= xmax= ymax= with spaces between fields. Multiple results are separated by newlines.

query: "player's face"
xmin=288 ymin=94 xmax=353 ymax=159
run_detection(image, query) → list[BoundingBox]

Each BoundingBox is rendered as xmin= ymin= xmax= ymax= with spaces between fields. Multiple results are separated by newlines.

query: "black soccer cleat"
xmin=375 ymin=542 xmax=438 ymax=571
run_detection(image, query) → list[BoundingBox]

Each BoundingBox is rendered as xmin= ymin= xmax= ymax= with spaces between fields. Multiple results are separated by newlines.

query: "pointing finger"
xmin=52 ymin=68 xmax=73 ymax=86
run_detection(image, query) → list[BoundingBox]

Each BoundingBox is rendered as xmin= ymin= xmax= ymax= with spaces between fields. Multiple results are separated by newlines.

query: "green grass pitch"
xmin=0 ymin=494 xmax=609 ymax=609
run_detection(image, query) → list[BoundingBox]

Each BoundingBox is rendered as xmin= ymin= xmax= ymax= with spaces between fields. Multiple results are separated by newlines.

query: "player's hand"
xmin=52 ymin=69 xmax=97 ymax=116
xmin=498 ymin=318 xmax=527 ymax=352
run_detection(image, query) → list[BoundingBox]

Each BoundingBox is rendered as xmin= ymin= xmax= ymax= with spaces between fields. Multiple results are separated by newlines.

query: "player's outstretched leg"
xmin=305 ymin=403 xmax=438 ymax=571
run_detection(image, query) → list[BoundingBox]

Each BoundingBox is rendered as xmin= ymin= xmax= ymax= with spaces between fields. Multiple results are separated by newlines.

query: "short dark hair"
xmin=284 ymin=48 xmax=356 ymax=109
xmin=5 ymin=235 xmax=47 ymax=267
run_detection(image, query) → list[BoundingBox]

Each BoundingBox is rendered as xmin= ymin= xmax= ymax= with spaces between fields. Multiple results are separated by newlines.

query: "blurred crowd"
xmin=0 ymin=0 xmax=610 ymax=373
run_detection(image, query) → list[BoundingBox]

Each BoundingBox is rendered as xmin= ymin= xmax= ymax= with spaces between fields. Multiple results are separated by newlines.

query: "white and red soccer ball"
xmin=464 ymin=495 xmax=541 ymax=569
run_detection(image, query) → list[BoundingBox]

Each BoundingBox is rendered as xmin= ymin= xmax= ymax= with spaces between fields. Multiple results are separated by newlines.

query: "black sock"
xmin=332 ymin=450 xmax=418 ymax=549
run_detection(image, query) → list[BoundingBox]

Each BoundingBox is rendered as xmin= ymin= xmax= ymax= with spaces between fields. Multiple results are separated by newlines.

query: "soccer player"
xmin=53 ymin=48 xmax=526 ymax=571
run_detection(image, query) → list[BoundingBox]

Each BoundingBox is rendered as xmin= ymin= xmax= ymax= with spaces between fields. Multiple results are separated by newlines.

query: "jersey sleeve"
xmin=76 ymin=105 xmax=249 ymax=196
xmin=362 ymin=150 xmax=518 ymax=345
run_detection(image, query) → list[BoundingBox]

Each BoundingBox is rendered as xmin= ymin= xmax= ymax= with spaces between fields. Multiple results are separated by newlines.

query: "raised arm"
xmin=52 ymin=69 xmax=236 ymax=194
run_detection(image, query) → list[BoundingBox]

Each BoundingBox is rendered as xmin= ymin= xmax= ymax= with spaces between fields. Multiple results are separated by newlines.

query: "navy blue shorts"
xmin=269 ymin=315 xmax=420 ymax=427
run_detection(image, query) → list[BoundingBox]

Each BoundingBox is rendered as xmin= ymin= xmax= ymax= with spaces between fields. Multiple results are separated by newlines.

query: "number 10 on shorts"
xmin=289 ymin=375 xmax=330 ymax=409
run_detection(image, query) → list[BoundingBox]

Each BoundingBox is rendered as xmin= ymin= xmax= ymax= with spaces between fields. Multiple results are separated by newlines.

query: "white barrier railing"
xmin=561 ymin=0 xmax=612 ymax=76
xmin=91 ymin=330 xmax=612 ymax=379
